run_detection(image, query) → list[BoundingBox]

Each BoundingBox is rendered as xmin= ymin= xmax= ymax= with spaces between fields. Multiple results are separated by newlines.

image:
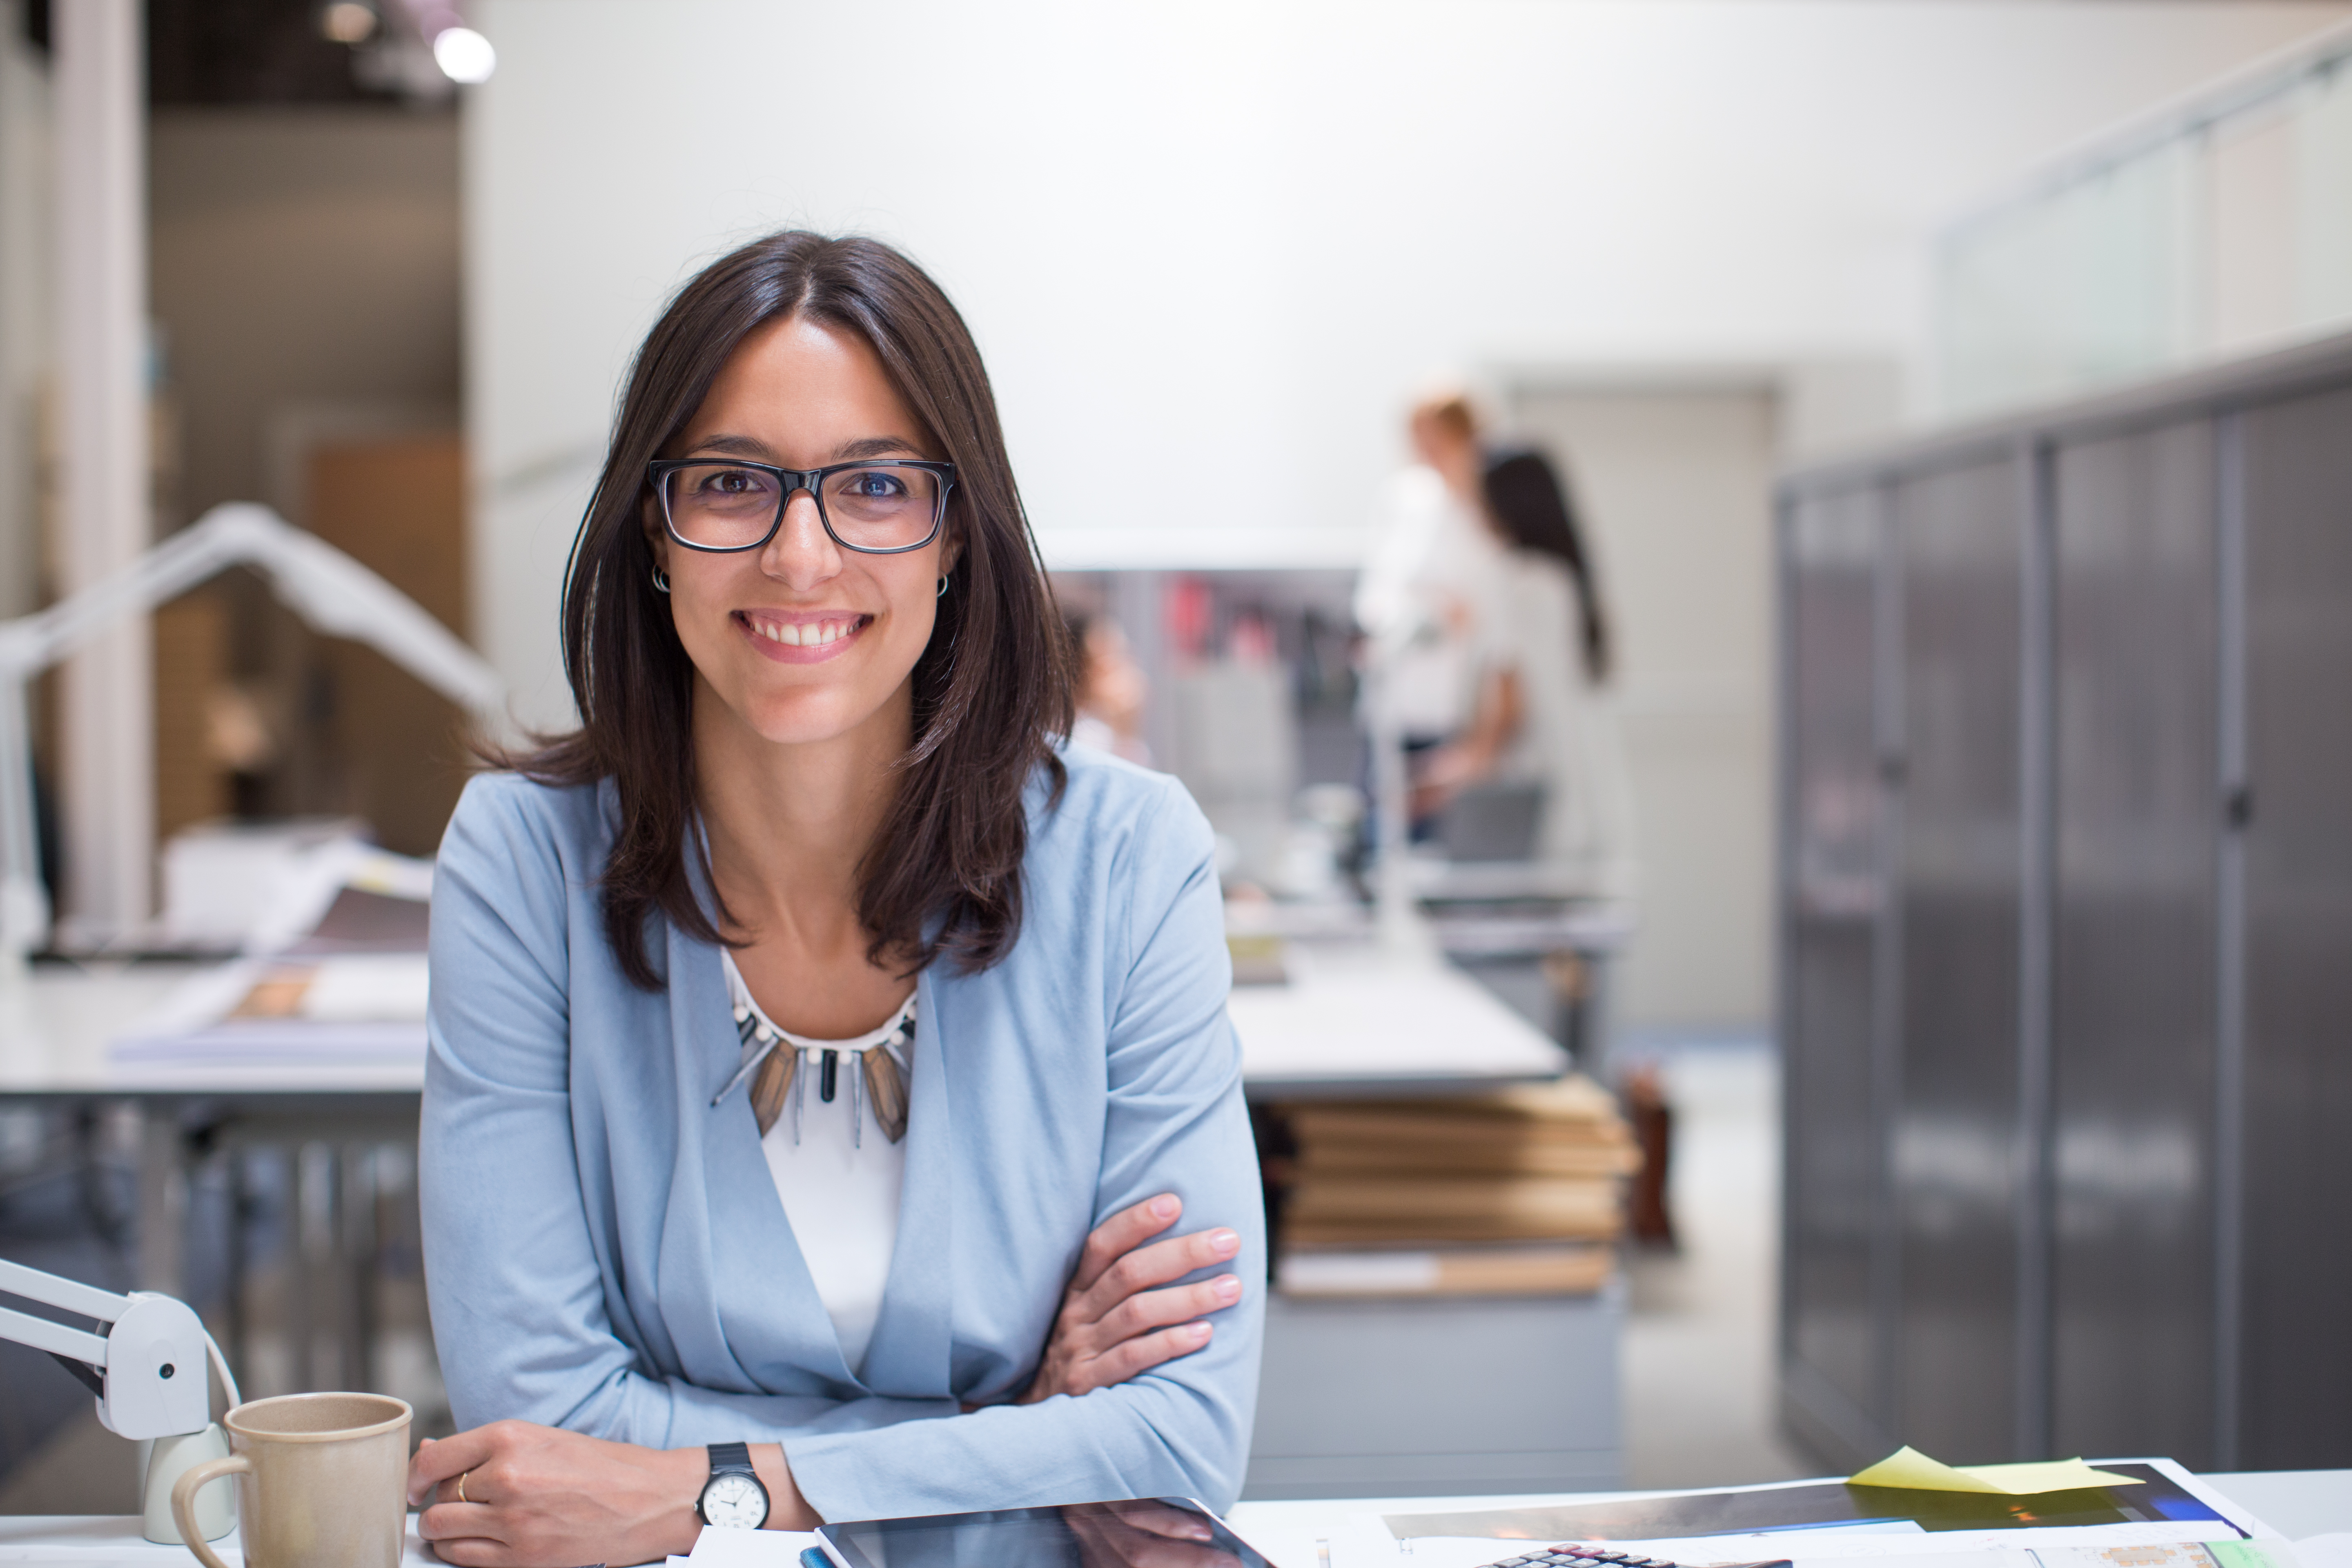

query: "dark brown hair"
xmin=1482 ymin=445 xmax=1613 ymax=684
xmin=510 ymin=232 xmax=1071 ymax=989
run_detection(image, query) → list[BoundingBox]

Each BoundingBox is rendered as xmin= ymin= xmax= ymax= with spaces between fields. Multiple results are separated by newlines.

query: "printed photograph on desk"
xmin=1385 ymin=1461 xmax=2252 ymax=1544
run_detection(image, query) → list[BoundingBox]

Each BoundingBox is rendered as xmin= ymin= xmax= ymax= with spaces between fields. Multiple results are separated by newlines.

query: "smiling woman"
xmin=410 ymin=234 xmax=1263 ymax=1568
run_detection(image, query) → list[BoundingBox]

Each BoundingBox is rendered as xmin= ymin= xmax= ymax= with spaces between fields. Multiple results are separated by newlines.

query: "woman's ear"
xmin=642 ymin=490 xmax=672 ymax=574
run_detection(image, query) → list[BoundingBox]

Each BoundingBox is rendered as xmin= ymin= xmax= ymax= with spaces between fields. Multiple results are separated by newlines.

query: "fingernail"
xmin=1214 ymin=1275 xmax=1242 ymax=1301
xmin=1187 ymin=1321 xmax=1213 ymax=1341
xmin=1209 ymin=1229 xmax=1239 ymax=1255
xmin=1151 ymin=1195 xmax=1179 ymax=1220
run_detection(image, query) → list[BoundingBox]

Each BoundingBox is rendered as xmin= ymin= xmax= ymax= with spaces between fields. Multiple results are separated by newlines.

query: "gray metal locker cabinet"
xmin=1780 ymin=484 xmax=1891 ymax=1458
xmin=2236 ymin=383 xmax=2352 ymax=1468
xmin=2048 ymin=422 xmax=2219 ymax=1467
xmin=1891 ymin=456 xmax=2025 ymax=1464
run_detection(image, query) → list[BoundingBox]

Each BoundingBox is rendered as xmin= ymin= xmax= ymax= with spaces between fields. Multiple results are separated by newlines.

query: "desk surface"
xmin=0 ymin=966 xmax=423 ymax=1096
xmin=2 ymin=1472 xmax=2345 ymax=1566
xmin=4 ymin=938 xmax=1570 ymax=1101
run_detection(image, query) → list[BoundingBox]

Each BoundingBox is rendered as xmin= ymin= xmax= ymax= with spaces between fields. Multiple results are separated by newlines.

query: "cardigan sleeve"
xmin=423 ymin=771 xmax=1263 ymax=1516
xmin=761 ymin=775 xmax=1267 ymax=1519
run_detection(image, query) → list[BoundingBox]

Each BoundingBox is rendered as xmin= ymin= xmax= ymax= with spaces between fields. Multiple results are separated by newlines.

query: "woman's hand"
xmin=1062 ymin=1501 xmax=1245 ymax=1568
xmin=1018 ymin=1194 xmax=1243 ymax=1404
xmin=406 ymin=1421 xmax=812 ymax=1567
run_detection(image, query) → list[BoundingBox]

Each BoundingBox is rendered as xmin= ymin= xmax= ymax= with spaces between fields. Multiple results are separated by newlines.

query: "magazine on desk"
xmin=1238 ymin=1461 xmax=2287 ymax=1568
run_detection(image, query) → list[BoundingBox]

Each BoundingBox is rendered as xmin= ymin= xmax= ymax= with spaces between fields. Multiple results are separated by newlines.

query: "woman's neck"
xmin=691 ymin=674 xmax=911 ymax=949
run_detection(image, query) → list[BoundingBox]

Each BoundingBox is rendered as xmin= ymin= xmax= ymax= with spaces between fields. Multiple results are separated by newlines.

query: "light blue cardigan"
xmin=419 ymin=748 xmax=1264 ymax=1519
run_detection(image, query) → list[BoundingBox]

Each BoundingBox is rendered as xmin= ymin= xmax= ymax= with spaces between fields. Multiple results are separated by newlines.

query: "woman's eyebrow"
xmin=680 ymin=434 xmax=927 ymax=463
xmin=833 ymin=436 xmax=927 ymax=460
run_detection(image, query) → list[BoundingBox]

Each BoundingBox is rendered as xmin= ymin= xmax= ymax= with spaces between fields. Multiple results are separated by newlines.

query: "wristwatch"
xmin=695 ymin=1441 xmax=770 ymax=1529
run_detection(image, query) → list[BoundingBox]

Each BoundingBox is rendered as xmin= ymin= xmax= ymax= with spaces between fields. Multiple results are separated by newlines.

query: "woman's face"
xmin=649 ymin=314 xmax=955 ymax=751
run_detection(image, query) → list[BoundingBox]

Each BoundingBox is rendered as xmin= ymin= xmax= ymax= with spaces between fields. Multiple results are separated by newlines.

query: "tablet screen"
xmin=819 ymin=1497 xmax=1275 ymax=1568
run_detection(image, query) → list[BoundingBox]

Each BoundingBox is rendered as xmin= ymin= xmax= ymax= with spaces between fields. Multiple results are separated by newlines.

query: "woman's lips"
xmin=736 ymin=610 xmax=871 ymax=664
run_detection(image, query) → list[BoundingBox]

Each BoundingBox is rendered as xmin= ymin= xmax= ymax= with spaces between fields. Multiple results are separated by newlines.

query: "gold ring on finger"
xmin=457 ymin=1470 xmax=471 ymax=1505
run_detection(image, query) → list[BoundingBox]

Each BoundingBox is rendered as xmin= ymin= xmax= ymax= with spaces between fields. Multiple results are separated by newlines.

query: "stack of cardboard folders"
xmin=1275 ymin=1074 xmax=1640 ymax=1298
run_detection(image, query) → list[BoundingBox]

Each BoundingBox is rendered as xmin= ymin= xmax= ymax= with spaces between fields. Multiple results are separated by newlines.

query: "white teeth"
xmin=751 ymin=617 xmax=855 ymax=646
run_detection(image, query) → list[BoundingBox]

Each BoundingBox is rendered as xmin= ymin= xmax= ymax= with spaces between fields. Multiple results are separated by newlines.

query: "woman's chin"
xmin=734 ymin=686 xmax=893 ymax=750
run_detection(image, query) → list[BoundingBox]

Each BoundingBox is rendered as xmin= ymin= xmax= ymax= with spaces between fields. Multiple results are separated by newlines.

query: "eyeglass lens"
xmin=661 ymin=462 xmax=942 ymax=552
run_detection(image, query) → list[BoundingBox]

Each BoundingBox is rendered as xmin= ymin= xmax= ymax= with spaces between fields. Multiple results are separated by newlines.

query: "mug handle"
xmin=171 ymin=1453 xmax=250 ymax=1568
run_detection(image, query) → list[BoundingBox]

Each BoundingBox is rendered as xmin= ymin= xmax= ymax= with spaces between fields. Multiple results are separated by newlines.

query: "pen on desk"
xmin=800 ymin=1549 xmax=833 ymax=1568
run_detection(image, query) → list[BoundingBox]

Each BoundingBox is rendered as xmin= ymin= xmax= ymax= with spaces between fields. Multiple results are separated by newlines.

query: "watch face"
xmin=701 ymin=1471 xmax=768 ymax=1529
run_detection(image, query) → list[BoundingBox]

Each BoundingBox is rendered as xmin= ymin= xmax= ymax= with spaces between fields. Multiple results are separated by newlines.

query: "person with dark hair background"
xmin=1417 ymin=442 xmax=1637 ymax=889
xmin=401 ymin=232 xmax=1261 ymax=1567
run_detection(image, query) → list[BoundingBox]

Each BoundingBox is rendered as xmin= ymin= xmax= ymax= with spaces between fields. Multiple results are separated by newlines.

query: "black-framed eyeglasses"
xmin=648 ymin=457 xmax=956 ymax=555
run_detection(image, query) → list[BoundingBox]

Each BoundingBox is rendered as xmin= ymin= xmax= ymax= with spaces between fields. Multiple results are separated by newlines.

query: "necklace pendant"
xmin=818 ymin=1048 xmax=840 ymax=1103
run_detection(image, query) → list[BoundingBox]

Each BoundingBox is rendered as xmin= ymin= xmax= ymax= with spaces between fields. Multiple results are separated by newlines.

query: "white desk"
xmin=11 ymin=938 xmax=1570 ymax=1102
xmin=1228 ymin=938 xmax=1570 ymax=1100
xmin=0 ymin=964 xmax=424 ymax=1095
xmin=2 ymin=1472 xmax=2345 ymax=1566
xmin=0 ymin=1515 xmax=440 ymax=1564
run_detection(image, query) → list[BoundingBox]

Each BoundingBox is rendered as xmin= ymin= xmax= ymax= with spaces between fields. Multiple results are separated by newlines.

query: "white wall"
xmin=1512 ymin=385 xmax=1780 ymax=1030
xmin=468 ymin=0 xmax=2348 ymax=731
xmin=0 ymin=0 xmax=50 ymax=621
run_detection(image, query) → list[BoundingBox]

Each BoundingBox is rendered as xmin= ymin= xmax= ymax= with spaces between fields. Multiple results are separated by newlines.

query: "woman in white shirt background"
xmin=1353 ymin=391 xmax=1512 ymax=793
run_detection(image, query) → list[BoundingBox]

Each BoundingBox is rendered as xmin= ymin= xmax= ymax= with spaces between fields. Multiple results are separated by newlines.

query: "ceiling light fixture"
xmin=430 ymin=24 xmax=495 ymax=84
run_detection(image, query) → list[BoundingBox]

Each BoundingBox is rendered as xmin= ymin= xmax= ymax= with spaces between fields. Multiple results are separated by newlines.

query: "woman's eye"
xmin=848 ymin=470 xmax=906 ymax=497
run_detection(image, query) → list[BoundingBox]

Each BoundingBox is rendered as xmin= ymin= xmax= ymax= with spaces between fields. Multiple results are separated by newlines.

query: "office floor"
xmin=1619 ymin=1037 xmax=1814 ymax=1490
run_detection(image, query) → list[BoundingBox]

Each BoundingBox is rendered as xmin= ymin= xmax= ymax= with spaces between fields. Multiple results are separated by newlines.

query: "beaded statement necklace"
xmin=709 ymin=956 xmax=915 ymax=1147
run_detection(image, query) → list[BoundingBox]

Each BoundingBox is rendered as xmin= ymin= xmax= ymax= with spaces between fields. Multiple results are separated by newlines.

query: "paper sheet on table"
xmin=1849 ymin=1447 xmax=2142 ymax=1496
xmin=1256 ymin=1537 xmax=2304 ymax=1568
xmin=684 ymin=1526 xmax=828 ymax=1563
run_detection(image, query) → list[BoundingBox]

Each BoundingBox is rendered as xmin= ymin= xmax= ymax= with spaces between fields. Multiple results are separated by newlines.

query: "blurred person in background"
xmin=1354 ymin=390 xmax=1510 ymax=833
xmin=1416 ymin=444 xmax=1637 ymax=893
xmin=1064 ymin=611 xmax=1153 ymax=765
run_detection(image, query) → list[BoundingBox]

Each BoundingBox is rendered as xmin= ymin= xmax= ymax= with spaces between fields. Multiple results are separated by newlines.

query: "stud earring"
xmin=936 ymin=574 xmax=950 ymax=598
xmin=651 ymin=566 xmax=671 ymax=595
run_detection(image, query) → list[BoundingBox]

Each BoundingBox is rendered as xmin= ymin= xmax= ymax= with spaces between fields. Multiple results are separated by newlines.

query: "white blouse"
xmin=720 ymin=951 xmax=911 ymax=1374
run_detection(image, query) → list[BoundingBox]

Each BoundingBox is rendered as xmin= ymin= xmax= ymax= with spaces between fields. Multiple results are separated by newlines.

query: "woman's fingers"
xmin=1069 ymin=1320 xmax=1217 ymax=1395
xmin=1074 ymin=1227 xmax=1241 ymax=1324
xmin=1109 ymin=1501 xmax=1217 ymax=1543
xmin=406 ymin=1425 xmax=508 ymax=1505
xmin=416 ymin=1500 xmax=503 ymax=1542
xmin=1092 ymin=1274 xmax=1242 ymax=1346
xmin=1069 ymin=1194 xmax=1183 ymax=1296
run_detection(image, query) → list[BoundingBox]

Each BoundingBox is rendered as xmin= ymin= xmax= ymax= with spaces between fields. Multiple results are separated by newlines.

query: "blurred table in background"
xmin=0 ymin=962 xmax=427 ymax=1415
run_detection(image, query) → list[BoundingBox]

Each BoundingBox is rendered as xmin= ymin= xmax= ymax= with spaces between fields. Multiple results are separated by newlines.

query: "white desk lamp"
xmin=0 ymin=501 xmax=506 ymax=972
xmin=0 ymin=1255 xmax=242 ymax=1543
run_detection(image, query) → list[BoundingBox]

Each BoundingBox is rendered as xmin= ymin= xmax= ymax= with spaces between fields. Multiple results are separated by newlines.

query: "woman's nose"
xmin=762 ymin=489 xmax=842 ymax=587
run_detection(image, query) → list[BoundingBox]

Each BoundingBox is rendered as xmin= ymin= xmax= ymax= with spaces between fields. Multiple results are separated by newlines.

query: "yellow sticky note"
xmin=1849 ymin=1446 xmax=2144 ymax=1495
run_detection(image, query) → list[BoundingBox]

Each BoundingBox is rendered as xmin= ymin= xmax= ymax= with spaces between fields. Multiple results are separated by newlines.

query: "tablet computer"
xmin=815 ymin=1496 xmax=1276 ymax=1568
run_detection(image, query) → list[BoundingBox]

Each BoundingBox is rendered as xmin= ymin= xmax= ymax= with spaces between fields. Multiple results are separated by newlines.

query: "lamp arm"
xmin=0 ymin=1256 xmax=223 ymax=1440
xmin=0 ymin=502 xmax=507 ymax=962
